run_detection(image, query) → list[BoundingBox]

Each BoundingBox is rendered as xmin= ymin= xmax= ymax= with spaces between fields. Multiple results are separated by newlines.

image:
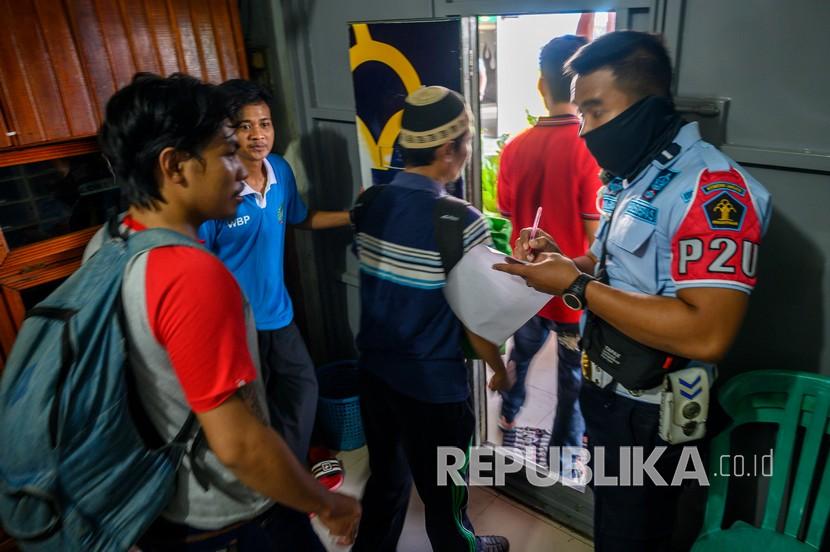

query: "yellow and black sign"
xmin=349 ymin=20 xmax=462 ymax=185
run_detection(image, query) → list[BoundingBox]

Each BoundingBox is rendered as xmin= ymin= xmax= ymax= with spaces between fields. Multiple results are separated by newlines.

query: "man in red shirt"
xmin=497 ymin=35 xmax=601 ymax=447
xmin=93 ymin=73 xmax=360 ymax=549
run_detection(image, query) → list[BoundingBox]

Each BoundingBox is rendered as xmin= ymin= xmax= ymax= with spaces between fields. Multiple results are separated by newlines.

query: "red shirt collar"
xmin=121 ymin=215 xmax=205 ymax=244
xmin=535 ymin=114 xmax=580 ymax=127
xmin=122 ymin=214 xmax=147 ymax=231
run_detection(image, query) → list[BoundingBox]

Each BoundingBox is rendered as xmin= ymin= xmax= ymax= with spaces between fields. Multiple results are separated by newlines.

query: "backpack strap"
xmin=433 ymin=195 xmax=470 ymax=275
xmin=24 ymin=307 xmax=77 ymax=449
xmin=353 ymin=186 xmax=471 ymax=275
xmin=118 ymin=228 xmax=205 ymax=472
xmin=116 ymin=292 xmax=197 ymax=455
xmin=350 ymin=184 xmax=386 ymax=231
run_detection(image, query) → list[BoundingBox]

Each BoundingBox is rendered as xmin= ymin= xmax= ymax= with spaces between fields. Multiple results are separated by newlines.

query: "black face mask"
xmin=582 ymin=95 xmax=682 ymax=180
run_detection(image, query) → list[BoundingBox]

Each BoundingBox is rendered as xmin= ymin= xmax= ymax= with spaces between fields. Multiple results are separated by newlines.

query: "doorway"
xmin=473 ymin=12 xmax=614 ymax=537
xmin=345 ymin=11 xmax=619 ymax=537
xmin=477 ymin=10 xmax=614 ymax=448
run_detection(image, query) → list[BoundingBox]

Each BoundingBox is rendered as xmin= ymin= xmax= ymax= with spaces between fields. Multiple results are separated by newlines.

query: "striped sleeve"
xmin=462 ymin=208 xmax=492 ymax=253
xmin=355 ymin=232 xmax=446 ymax=290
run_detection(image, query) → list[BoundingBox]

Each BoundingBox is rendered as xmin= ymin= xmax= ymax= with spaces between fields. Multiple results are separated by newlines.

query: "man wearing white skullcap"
xmin=350 ymin=86 xmax=511 ymax=552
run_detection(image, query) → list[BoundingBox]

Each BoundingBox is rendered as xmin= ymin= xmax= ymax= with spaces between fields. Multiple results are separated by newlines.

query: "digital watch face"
xmin=563 ymin=292 xmax=582 ymax=310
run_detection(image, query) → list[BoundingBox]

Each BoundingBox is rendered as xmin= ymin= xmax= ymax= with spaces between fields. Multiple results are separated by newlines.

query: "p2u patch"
xmin=671 ymin=169 xmax=762 ymax=292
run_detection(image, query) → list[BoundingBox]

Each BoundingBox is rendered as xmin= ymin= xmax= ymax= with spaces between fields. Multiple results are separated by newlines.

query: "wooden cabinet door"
xmin=66 ymin=0 xmax=248 ymax=123
xmin=0 ymin=0 xmax=99 ymax=146
xmin=0 ymin=227 xmax=97 ymax=370
xmin=0 ymin=109 xmax=13 ymax=149
xmin=0 ymin=0 xmax=247 ymax=149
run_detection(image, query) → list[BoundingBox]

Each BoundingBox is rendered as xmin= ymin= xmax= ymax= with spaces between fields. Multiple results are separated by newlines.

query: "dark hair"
xmin=564 ymin=31 xmax=673 ymax=99
xmin=400 ymin=132 xmax=468 ymax=168
xmin=99 ymin=73 xmax=232 ymax=209
xmin=218 ymin=79 xmax=274 ymax=121
xmin=539 ymin=35 xmax=587 ymax=103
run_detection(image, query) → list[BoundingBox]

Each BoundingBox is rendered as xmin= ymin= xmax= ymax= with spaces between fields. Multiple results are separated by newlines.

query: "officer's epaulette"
xmin=698 ymin=141 xmax=732 ymax=173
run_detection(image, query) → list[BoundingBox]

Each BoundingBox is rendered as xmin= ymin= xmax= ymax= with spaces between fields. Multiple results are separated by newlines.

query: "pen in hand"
xmin=528 ymin=206 xmax=543 ymax=259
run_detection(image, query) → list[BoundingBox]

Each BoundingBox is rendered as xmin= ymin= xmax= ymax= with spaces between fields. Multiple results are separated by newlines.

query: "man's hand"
xmin=513 ymin=227 xmax=561 ymax=262
xmin=464 ymin=328 xmax=514 ymax=392
xmin=199 ymin=394 xmax=360 ymax=535
xmin=488 ymin=360 xmax=517 ymax=392
xmin=493 ymin=253 xmax=581 ymax=295
xmin=318 ymin=493 xmax=362 ymax=546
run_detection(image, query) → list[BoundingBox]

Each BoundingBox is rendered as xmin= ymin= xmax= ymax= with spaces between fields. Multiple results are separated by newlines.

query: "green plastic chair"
xmin=693 ymin=370 xmax=830 ymax=552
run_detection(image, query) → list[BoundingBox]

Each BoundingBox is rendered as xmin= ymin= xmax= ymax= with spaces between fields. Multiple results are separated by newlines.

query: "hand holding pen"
xmin=512 ymin=222 xmax=562 ymax=264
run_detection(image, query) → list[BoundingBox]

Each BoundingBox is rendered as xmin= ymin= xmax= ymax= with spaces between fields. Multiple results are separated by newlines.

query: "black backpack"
xmin=351 ymin=185 xmax=469 ymax=275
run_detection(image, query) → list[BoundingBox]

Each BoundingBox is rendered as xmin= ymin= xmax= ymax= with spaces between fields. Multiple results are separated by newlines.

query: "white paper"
xmin=444 ymin=244 xmax=551 ymax=345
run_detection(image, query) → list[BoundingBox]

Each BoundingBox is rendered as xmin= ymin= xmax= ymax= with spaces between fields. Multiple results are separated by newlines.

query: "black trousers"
xmin=251 ymin=324 xmax=324 ymax=550
xmin=138 ymin=503 xmax=325 ymax=551
xmin=257 ymin=322 xmax=319 ymax=461
xmin=581 ymin=382 xmax=687 ymax=552
xmin=353 ymin=372 xmax=478 ymax=552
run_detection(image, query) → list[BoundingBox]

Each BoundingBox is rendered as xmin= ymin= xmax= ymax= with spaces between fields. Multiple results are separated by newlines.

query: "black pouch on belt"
xmin=581 ymin=311 xmax=688 ymax=390
xmin=584 ymin=176 xmax=689 ymax=391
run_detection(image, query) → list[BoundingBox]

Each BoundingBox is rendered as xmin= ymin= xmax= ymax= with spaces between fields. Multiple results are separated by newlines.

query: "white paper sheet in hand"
xmin=443 ymin=244 xmax=551 ymax=345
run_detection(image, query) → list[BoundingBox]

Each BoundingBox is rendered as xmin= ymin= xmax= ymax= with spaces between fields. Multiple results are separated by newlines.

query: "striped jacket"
xmin=354 ymin=172 xmax=491 ymax=403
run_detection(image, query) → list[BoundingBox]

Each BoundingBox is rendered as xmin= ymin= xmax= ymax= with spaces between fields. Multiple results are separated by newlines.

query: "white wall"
xmin=496 ymin=13 xmax=582 ymax=137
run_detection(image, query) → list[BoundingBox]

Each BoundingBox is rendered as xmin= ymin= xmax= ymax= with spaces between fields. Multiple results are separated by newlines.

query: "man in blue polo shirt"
xmin=495 ymin=32 xmax=771 ymax=550
xmin=351 ymin=86 xmax=511 ymax=552
xmin=199 ymin=80 xmax=350 ymax=498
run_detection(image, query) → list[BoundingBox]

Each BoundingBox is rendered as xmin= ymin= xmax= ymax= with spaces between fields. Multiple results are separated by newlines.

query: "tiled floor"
xmin=310 ymin=331 xmax=589 ymax=550
xmin=312 ymin=445 xmax=593 ymax=551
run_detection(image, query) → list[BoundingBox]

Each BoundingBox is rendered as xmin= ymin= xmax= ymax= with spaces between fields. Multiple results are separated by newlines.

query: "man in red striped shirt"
xmin=497 ymin=35 xmax=602 ymax=447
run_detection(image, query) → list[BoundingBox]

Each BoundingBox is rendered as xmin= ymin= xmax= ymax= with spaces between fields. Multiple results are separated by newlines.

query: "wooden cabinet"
xmin=0 ymin=0 xmax=99 ymax=146
xmin=0 ymin=227 xmax=97 ymax=366
xmin=0 ymin=0 xmax=250 ymax=355
xmin=0 ymin=112 xmax=12 ymax=149
xmin=0 ymin=0 xmax=248 ymax=149
xmin=65 ymin=0 xmax=247 ymax=122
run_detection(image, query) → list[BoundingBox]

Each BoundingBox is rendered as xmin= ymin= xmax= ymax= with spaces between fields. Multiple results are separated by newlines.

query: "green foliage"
xmin=479 ymin=132 xmax=513 ymax=256
xmin=481 ymin=154 xmax=499 ymax=215
xmin=485 ymin=213 xmax=512 ymax=256
xmin=480 ymin=133 xmax=510 ymax=216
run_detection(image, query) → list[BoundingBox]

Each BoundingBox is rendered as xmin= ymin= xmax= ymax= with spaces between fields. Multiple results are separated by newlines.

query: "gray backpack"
xmin=0 ymin=220 xmax=200 ymax=551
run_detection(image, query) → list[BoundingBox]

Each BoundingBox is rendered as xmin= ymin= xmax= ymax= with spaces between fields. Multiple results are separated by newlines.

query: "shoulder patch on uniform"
xmin=703 ymin=191 xmax=746 ymax=231
xmin=701 ymin=181 xmax=746 ymax=197
xmin=671 ymin=167 xmax=763 ymax=292
xmin=696 ymin=169 xmax=750 ymax=232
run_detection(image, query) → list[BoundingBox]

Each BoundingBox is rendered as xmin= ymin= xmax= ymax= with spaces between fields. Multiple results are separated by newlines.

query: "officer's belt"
xmin=582 ymin=356 xmax=663 ymax=404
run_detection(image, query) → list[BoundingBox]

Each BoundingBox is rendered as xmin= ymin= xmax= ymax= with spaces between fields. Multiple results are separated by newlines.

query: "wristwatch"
xmin=562 ymin=273 xmax=595 ymax=310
